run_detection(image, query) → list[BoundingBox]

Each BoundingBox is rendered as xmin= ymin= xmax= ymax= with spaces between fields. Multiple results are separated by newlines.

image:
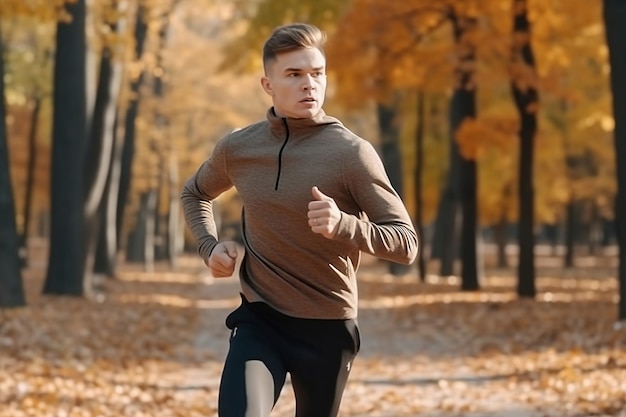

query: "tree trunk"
xmin=561 ymin=99 xmax=576 ymax=264
xmin=43 ymin=0 xmax=87 ymax=296
xmin=0 ymin=25 xmax=26 ymax=308
xmin=494 ymin=217 xmax=509 ymax=268
xmin=83 ymin=53 xmax=116 ymax=287
xmin=431 ymin=96 xmax=462 ymax=276
xmin=167 ymin=150 xmax=182 ymax=269
xmin=432 ymin=182 xmax=460 ymax=276
xmin=125 ymin=189 xmax=157 ymax=273
xmin=586 ymin=204 xmax=599 ymax=256
xmin=563 ymin=201 xmax=576 ymax=267
xmin=151 ymin=5 xmax=186 ymax=267
xmin=431 ymin=10 xmax=480 ymax=281
xmin=94 ymin=115 xmax=122 ymax=277
xmin=18 ymin=96 xmax=41 ymax=268
xmin=116 ymin=3 xmax=148 ymax=250
xmin=154 ymin=167 xmax=166 ymax=261
xmin=413 ymin=90 xmax=426 ymax=281
xmin=94 ymin=199 xmax=112 ymax=276
xmin=603 ymin=0 xmax=626 ymax=320
xmin=84 ymin=50 xmax=118 ymax=220
xmin=377 ymin=99 xmax=412 ymax=276
xmin=456 ymin=98 xmax=479 ymax=291
xmin=601 ymin=217 xmax=615 ymax=247
xmin=83 ymin=3 xmax=125 ymax=285
xmin=143 ymin=188 xmax=157 ymax=273
xmin=429 ymin=93 xmax=459 ymax=272
xmin=511 ymin=0 xmax=538 ymax=298
xmin=450 ymin=11 xmax=479 ymax=290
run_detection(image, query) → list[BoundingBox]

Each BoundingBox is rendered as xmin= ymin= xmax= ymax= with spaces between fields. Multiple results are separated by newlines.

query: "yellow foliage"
xmin=327 ymin=0 xmax=454 ymax=106
xmin=3 ymin=260 xmax=626 ymax=416
xmin=477 ymin=147 xmax=515 ymax=225
xmin=0 ymin=0 xmax=72 ymax=21
xmin=4 ymin=0 xmax=616 ymax=236
xmin=533 ymin=130 xmax=570 ymax=223
xmin=455 ymin=116 xmax=518 ymax=160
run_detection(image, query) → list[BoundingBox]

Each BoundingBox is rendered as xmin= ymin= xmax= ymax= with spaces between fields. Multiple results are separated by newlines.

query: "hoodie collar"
xmin=267 ymin=107 xmax=340 ymax=138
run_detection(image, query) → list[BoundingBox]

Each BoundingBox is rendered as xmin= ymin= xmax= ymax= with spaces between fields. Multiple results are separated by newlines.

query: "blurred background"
xmin=1 ymin=0 xmax=623 ymax=310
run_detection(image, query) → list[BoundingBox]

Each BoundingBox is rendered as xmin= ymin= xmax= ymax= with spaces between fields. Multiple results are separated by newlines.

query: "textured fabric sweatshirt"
xmin=181 ymin=108 xmax=419 ymax=319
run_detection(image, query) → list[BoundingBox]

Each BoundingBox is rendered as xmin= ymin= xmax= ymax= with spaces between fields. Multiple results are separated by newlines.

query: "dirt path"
xmin=150 ymin=258 xmax=626 ymax=417
xmin=3 ymin=252 xmax=625 ymax=417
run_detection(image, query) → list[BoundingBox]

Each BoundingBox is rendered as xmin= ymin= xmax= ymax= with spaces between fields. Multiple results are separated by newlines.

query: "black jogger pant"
xmin=218 ymin=295 xmax=361 ymax=417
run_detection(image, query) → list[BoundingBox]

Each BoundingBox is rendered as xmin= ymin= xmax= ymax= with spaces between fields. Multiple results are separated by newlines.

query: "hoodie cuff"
xmin=198 ymin=237 xmax=218 ymax=261
xmin=333 ymin=212 xmax=359 ymax=245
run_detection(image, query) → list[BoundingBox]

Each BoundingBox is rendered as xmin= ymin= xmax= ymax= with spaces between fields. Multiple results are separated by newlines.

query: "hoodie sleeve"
xmin=180 ymin=137 xmax=233 ymax=261
xmin=332 ymin=139 xmax=419 ymax=265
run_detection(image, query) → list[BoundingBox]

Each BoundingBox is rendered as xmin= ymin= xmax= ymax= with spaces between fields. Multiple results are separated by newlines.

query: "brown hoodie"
xmin=181 ymin=108 xmax=419 ymax=319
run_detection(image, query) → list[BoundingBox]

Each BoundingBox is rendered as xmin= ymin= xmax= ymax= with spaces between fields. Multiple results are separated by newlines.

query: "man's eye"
xmin=288 ymin=73 xmax=299 ymax=77
xmin=313 ymin=72 xmax=324 ymax=77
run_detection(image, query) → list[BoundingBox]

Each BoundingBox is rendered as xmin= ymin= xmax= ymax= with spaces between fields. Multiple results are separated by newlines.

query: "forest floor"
xmin=2 ymin=243 xmax=626 ymax=417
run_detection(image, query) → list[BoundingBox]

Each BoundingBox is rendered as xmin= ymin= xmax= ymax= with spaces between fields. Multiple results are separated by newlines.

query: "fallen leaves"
xmin=2 ymin=256 xmax=626 ymax=416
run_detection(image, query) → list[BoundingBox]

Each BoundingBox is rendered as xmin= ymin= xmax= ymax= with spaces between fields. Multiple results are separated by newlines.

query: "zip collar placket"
xmin=274 ymin=118 xmax=290 ymax=190
xmin=266 ymin=108 xmax=340 ymax=191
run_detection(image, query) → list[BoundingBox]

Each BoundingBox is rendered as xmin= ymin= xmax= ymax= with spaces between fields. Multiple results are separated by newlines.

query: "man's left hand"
xmin=308 ymin=186 xmax=341 ymax=238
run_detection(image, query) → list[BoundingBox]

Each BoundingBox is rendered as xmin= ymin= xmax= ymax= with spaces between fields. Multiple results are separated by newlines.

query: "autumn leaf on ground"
xmin=2 ymin=254 xmax=626 ymax=417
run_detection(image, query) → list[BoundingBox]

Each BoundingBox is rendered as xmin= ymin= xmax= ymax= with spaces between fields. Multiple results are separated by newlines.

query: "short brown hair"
xmin=262 ymin=23 xmax=326 ymax=69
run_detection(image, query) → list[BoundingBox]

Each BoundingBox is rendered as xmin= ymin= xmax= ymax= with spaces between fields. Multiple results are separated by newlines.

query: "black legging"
xmin=218 ymin=295 xmax=361 ymax=417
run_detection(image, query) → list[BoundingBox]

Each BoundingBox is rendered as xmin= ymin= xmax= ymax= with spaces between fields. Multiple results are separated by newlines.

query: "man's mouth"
xmin=301 ymin=98 xmax=316 ymax=103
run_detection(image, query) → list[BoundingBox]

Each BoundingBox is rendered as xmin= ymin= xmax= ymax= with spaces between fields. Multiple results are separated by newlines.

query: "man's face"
xmin=261 ymin=47 xmax=327 ymax=119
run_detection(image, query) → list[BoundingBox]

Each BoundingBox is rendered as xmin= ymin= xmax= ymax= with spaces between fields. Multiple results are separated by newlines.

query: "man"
xmin=181 ymin=22 xmax=419 ymax=417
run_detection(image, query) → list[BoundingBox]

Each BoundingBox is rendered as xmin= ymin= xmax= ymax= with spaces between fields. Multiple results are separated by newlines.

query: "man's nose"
xmin=302 ymin=75 xmax=316 ymax=90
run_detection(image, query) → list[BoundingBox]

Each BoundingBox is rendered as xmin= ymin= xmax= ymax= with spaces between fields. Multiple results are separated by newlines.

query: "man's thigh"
xmin=290 ymin=345 xmax=356 ymax=417
xmin=288 ymin=319 xmax=359 ymax=417
xmin=218 ymin=324 xmax=287 ymax=417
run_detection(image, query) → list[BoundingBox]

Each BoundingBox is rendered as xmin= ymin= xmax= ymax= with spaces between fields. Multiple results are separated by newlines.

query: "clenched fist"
xmin=206 ymin=241 xmax=239 ymax=278
xmin=307 ymin=186 xmax=341 ymax=239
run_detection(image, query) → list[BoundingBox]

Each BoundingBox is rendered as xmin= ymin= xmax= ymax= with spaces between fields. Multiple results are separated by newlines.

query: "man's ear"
xmin=260 ymin=76 xmax=273 ymax=96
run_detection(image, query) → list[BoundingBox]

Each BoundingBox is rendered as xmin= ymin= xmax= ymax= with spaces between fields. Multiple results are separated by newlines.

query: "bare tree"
xmin=0 ymin=23 xmax=26 ymax=307
xmin=603 ymin=0 xmax=626 ymax=320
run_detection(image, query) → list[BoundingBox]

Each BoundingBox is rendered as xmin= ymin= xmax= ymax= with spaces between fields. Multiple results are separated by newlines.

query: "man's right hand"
xmin=206 ymin=241 xmax=239 ymax=278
